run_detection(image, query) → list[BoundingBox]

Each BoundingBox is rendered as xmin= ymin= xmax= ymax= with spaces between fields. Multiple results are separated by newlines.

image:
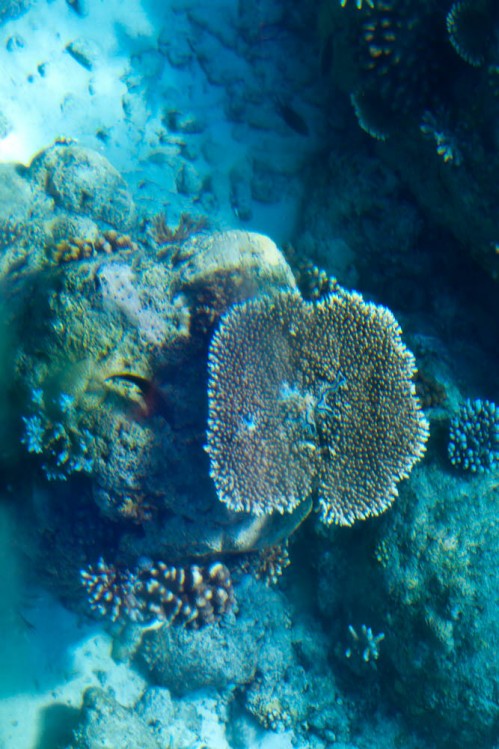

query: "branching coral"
xmin=345 ymin=624 xmax=385 ymax=664
xmin=21 ymin=387 xmax=94 ymax=480
xmin=51 ymin=230 xmax=138 ymax=263
xmin=206 ymin=289 xmax=428 ymax=526
xmin=324 ymin=0 xmax=499 ymax=141
xmin=254 ymin=542 xmax=290 ymax=586
xmin=81 ymin=558 xmax=234 ymax=629
xmin=151 ymin=211 xmax=209 ymax=256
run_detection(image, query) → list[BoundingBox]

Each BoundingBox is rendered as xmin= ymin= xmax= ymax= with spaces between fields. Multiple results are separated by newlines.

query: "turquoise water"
xmin=0 ymin=1 xmax=497 ymax=748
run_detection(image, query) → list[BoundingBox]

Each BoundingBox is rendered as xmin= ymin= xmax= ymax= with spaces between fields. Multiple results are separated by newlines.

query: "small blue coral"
xmin=21 ymin=414 xmax=46 ymax=454
xmin=21 ymin=388 xmax=94 ymax=480
xmin=448 ymin=399 xmax=499 ymax=473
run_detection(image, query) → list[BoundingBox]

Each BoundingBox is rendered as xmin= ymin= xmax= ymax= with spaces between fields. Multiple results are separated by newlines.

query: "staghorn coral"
xmin=448 ymin=398 xmax=499 ymax=472
xmin=81 ymin=557 xmax=234 ymax=629
xmin=206 ymin=288 xmax=428 ymax=526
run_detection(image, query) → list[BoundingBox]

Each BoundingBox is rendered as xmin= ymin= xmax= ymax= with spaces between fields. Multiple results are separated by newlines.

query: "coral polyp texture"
xmin=448 ymin=398 xmax=499 ymax=472
xmin=206 ymin=289 xmax=429 ymax=526
xmin=81 ymin=558 xmax=234 ymax=629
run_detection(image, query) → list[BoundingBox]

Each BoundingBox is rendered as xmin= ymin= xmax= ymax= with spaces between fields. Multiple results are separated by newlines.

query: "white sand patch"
xmin=0 ymin=0 xmax=155 ymax=164
xmin=0 ymin=591 xmax=147 ymax=749
xmin=0 ymin=0 xmax=312 ymax=245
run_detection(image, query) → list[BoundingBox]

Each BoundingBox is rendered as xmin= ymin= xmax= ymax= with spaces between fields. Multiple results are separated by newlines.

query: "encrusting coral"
xmin=206 ymin=288 xmax=428 ymax=526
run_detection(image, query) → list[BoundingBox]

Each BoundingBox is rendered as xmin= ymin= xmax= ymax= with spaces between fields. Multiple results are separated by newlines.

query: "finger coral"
xmin=206 ymin=289 xmax=428 ymax=526
xmin=81 ymin=558 xmax=234 ymax=629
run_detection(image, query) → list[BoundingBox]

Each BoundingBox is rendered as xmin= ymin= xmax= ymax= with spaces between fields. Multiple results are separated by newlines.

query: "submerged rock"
xmin=69 ymin=688 xmax=161 ymax=749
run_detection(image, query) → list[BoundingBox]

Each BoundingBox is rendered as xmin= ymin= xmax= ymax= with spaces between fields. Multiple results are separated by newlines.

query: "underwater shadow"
xmin=34 ymin=703 xmax=81 ymax=749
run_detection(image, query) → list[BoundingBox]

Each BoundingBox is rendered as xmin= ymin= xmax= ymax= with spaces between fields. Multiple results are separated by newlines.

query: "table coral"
xmin=206 ymin=288 xmax=428 ymax=525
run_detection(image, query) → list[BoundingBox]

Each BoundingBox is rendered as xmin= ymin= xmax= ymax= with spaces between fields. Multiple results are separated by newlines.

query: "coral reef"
xmin=207 ymin=288 xmax=428 ymax=525
xmin=448 ymin=398 xmax=499 ymax=472
xmin=316 ymin=461 xmax=499 ymax=748
xmin=339 ymin=0 xmax=374 ymax=8
xmin=138 ymin=574 xmax=348 ymax=744
xmin=319 ymin=0 xmax=499 ymax=279
xmin=0 ymin=144 xmax=320 ymax=642
xmin=81 ymin=558 xmax=234 ymax=629
xmin=4 ymin=142 xmax=306 ymax=568
xmin=378 ymin=464 xmax=499 ymax=746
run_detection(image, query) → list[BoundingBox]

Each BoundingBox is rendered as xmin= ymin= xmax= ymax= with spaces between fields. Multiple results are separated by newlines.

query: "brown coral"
xmin=206 ymin=289 xmax=428 ymax=525
xmin=51 ymin=230 xmax=138 ymax=263
xmin=81 ymin=558 xmax=234 ymax=629
xmin=152 ymin=211 xmax=209 ymax=256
